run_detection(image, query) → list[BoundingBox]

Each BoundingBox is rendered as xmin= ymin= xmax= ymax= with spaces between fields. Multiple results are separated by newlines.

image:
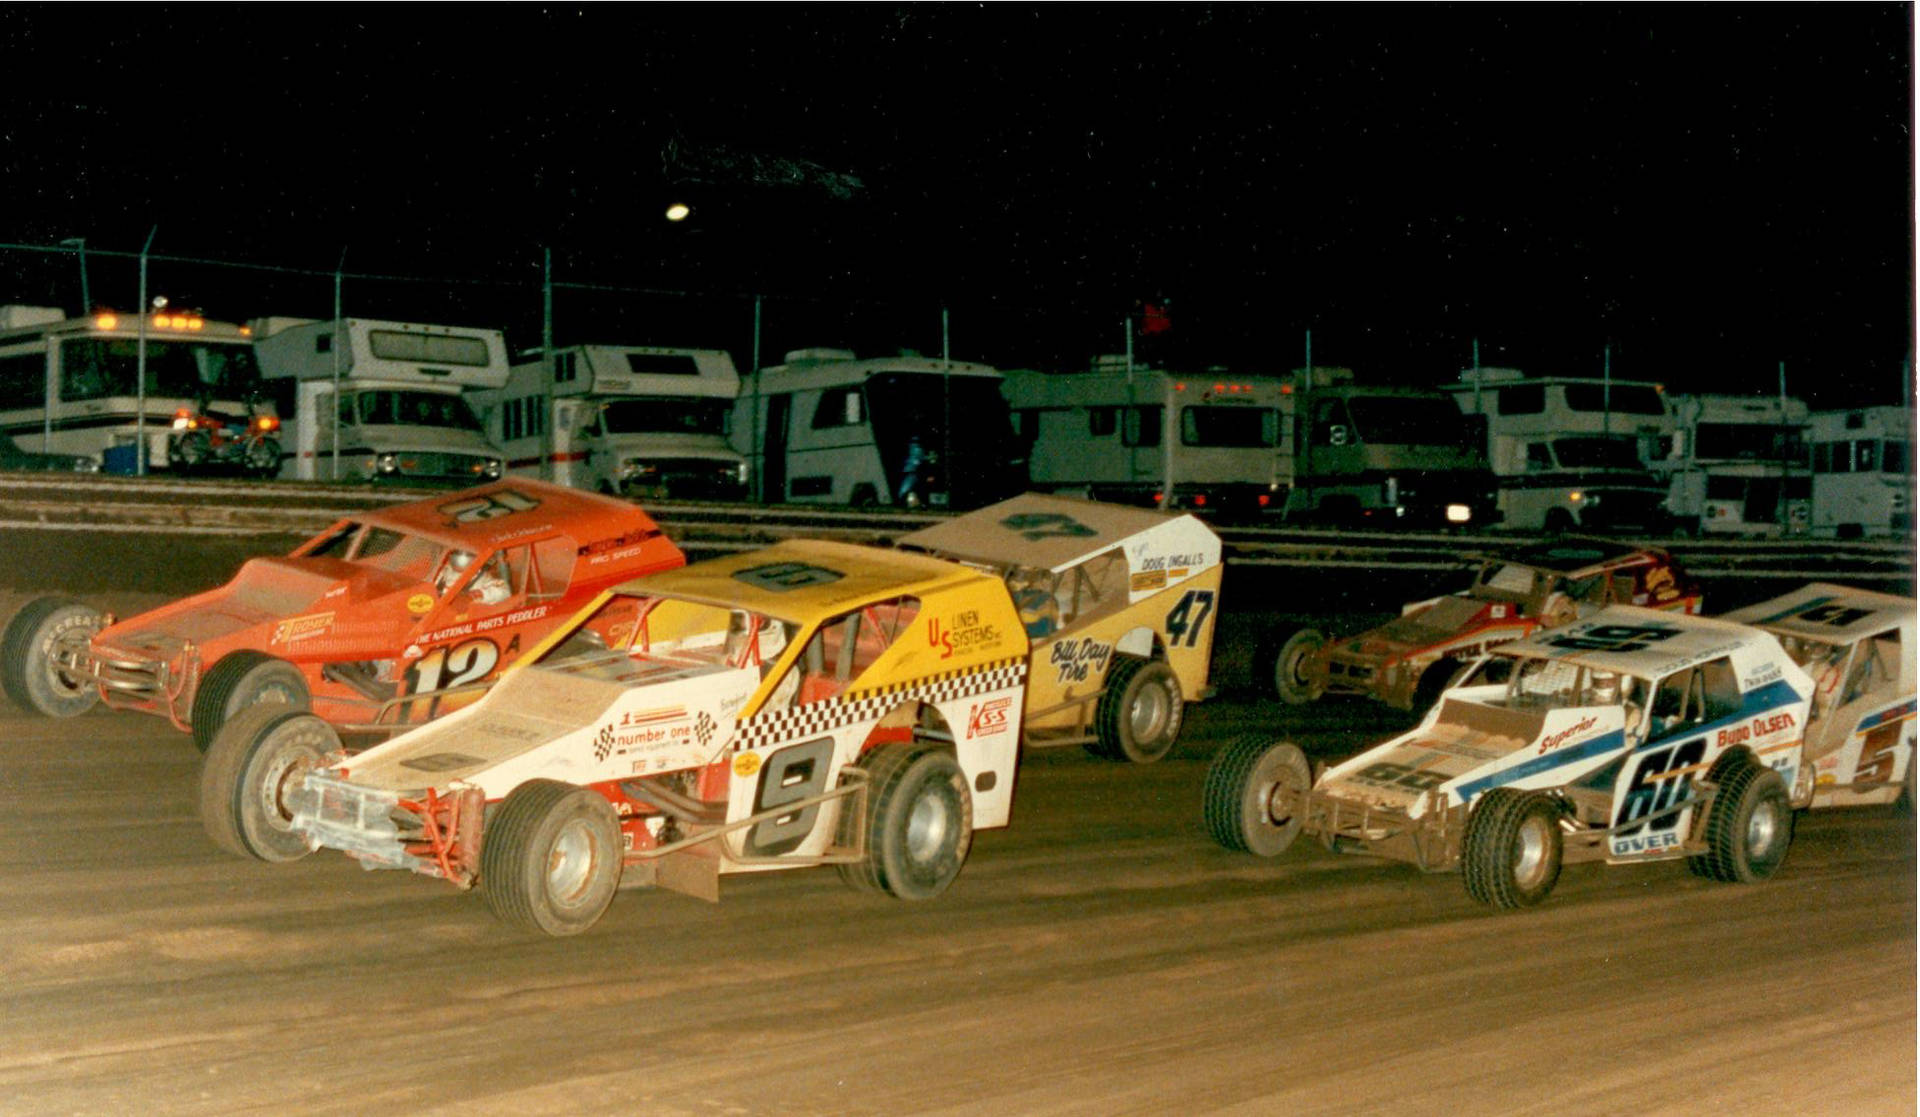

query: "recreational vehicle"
xmin=1007 ymin=359 xmax=1496 ymax=525
xmin=252 ymin=317 xmax=508 ymax=486
xmin=1807 ymin=405 xmax=1913 ymax=539
xmin=480 ymin=344 xmax=748 ymax=499
xmin=1658 ymin=393 xmax=1811 ymax=536
xmin=1446 ymin=366 xmax=1674 ymax=533
xmin=732 ymin=348 xmax=1022 ymax=509
xmin=0 ymin=304 xmax=261 ymax=473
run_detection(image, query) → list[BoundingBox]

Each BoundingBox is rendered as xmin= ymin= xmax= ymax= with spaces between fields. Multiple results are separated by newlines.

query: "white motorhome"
xmin=1006 ymin=359 xmax=1497 ymax=525
xmin=1658 ymin=393 xmax=1811 ymax=536
xmin=252 ymin=317 xmax=508 ymax=485
xmin=1807 ymin=405 xmax=1913 ymax=539
xmin=1005 ymin=358 xmax=1289 ymax=514
xmin=1446 ymin=366 xmax=1674 ymax=533
xmin=480 ymin=344 xmax=748 ymax=499
xmin=732 ymin=348 xmax=1022 ymax=508
xmin=0 ymin=304 xmax=261 ymax=473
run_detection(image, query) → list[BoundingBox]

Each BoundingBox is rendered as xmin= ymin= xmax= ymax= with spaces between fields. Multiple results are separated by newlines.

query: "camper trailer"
xmin=1007 ymin=359 xmax=1495 ymax=525
xmin=732 ymin=348 xmax=1022 ymax=509
xmin=1807 ymin=405 xmax=1913 ymax=539
xmin=1447 ymin=366 xmax=1674 ymax=533
xmin=1658 ymin=393 xmax=1811 ymax=537
xmin=0 ymin=304 xmax=260 ymax=473
xmin=252 ymin=317 xmax=508 ymax=485
xmin=481 ymin=345 xmax=747 ymax=499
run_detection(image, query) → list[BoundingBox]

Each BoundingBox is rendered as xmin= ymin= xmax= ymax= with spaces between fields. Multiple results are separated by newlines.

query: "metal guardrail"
xmin=0 ymin=474 xmax=1909 ymax=583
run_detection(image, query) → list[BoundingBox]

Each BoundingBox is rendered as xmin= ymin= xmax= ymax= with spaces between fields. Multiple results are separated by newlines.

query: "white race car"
xmin=1723 ymin=583 xmax=1915 ymax=809
xmin=1205 ymin=607 xmax=1814 ymax=908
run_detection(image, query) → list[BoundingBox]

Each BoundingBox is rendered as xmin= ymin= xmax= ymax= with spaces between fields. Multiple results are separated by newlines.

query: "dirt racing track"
xmin=0 ymin=519 xmax=1913 ymax=1114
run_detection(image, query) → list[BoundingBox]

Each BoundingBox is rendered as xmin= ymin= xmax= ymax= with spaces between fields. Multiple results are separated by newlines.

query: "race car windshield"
xmin=538 ymin=592 xmax=796 ymax=681
xmin=1503 ymin=657 xmax=1649 ymax=711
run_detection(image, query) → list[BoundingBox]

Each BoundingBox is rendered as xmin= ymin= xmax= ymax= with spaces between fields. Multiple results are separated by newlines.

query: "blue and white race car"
xmin=1204 ymin=606 xmax=1814 ymax=908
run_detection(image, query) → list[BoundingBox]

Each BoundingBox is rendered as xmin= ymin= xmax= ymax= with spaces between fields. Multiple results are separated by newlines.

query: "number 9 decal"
xmin=744 ymin=737 xmax=836 ymax=857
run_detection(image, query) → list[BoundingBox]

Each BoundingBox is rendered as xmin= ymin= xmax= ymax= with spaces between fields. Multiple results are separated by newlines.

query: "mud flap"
xmin=655 ymin=845 xmax=722 ymax=903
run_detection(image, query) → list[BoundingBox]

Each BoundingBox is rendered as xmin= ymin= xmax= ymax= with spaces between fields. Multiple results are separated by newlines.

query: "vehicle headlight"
xmin=376 ymin=452 xmax=399 ymax=473
xmin=76 ymin=456 xmax=101 ymax=473
xmin=735 ymin=460 xmax=750 ymax=484
xmin=621 ymin=460 xmax=657 ymax=481
xmin=483 ymin=458 xmax=503 ymax=479
xmin=1446 ymin=503 xmax=1471 ymax=523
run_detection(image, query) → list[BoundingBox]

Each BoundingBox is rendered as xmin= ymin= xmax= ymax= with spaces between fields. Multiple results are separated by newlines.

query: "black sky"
xmin=1 ymin=5 xmax=1912 ymax=406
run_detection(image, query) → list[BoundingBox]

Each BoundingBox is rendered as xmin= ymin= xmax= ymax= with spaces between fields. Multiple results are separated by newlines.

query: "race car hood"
xmin=332 ymin=657 xmax=756 ymax=799
xmin=1317 ymin=695 xmax=1624 ymax=814
xmin=92 ymin=556 xmax=430 ymax=662
xmin=1333 ymin=595 xmax=1506 ymax=663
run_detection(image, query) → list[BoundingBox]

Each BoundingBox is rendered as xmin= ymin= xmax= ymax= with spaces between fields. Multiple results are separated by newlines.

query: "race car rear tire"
xmin=199 ymin=705 xmax=338 ymax=862
xmin=1462 ymin=788 xmax=1563 ymax=909
xmin=1 ymin=596 xmax=103 ymax=718
xmin=482 ymin=780 xmax=624 ymax=936
xmin=191 ymin=651 xmax=311 ymax=753
xmin=1202 ymin=736 xmax=1311 ymax=856
xmin=1261 ymin=626 xmax=1327 ymax=705
xmin=837 ymin=745 xmax=972 ymax=900
xmin=1688 ymin=760 xmax=1792 ymax=884
xmin=1088 ymin=656 xmax=1184 ymax=763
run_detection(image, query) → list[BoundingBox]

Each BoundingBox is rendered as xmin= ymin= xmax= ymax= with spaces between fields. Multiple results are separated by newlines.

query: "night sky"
xmin=1 ymin=5 xmax=1912 ymax=406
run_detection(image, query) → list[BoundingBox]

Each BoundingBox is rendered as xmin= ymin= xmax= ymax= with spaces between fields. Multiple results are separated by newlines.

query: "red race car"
xmin=2 ymin=479 xmax=685 ymax=747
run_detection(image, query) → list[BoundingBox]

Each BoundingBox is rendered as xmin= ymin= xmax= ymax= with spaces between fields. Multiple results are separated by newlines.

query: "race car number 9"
xmin=745 ymin=738 xmax=835 ymax=857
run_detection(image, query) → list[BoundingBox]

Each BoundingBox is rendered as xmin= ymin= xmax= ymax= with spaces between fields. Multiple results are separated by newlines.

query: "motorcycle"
xmin=167 ymin=399 xmax=284 ymax=478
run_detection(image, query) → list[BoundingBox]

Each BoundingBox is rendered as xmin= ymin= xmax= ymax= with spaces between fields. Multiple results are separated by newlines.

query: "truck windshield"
xmin=59 ymin=338 xmax=262 ymax=403
xmin=355 ymin=390 xmax=481 ymax=431
xmin=599 ymin=397 xmax=732 ymax=436
xmin=1554 ymin=436 xmax=1646 ymax=470
xmin=1346 ymin=395 xmax=1478 ymax=449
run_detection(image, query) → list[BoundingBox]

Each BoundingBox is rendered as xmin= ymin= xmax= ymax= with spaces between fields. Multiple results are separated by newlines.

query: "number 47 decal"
xmin=1164 ymin=589 xmax=1215 ymax=648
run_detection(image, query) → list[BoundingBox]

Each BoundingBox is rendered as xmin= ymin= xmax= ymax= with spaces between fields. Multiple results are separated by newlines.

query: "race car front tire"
xmin=1261 ymin=626 xmax=1328 ymax=705
xmin=1089 ymin=656 xmax=1184 ymax=763
xmin=482 ymin=780 xmax=624 ymax=936
xmin=1462 ymin=788 xmax=1563 ymax=909
xmin=1 ymin=596 xmax=103 ymax=718
xmin=1688 ymin=760 xmax=1792 ymax=884
xmin=191 ymin=651 xmax=311 ymax=753
xmin=1202 ymin=736 xmax=1310 ymax=856
xmin=838 ymin=745 xmax=973 ymax=900
xmin=199 ymin=705 xmax=338 ymax=862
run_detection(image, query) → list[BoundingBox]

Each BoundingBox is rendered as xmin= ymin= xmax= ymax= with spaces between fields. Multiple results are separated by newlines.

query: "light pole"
xmin=58 ymin=237 xmax=89 ymax=315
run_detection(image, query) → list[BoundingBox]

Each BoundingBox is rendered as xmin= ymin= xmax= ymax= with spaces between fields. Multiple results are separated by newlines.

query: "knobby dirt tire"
xmin=1 ymin=596 xmax=103 ymax=718
xmin=1089 ymin=656 xmax=1184 ymax=763
xmin=1688 ymin=760 xmax=1792 ymax=883
xmin=1202 ymin=735 xmax=1311 ymax=856
xmin=1263 ymin=626 xmax=1328 ymax=705
xmin=481 ymin=780 xmax=624 ymax=936
xmin=1462 ymin=788 xmax=1563 ymax=909
xmin=837 ymin=744 xmax=972 ymax=900
xmin=198 ymin=704 xmax=338 ymax=862
xmin=191 ymin=650 xmax=310 ymax=752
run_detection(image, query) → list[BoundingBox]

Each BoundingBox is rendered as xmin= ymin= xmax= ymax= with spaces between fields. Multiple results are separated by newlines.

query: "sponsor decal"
xmin=1049 ymin=637 xmax=1114 ymax=684
xmin=1716 ymin=710 xmax=1796 ymax=749
xmin=272 ymin=612 xmax=335 ymax=645
xmin=1138 ymin=553 xmax=1207 ymax=573
xmin=579 ymin=527 xmax=664 ymax=558
xmin=929 ymin=610 xmax=1001 ymax=660
xmin=417 ymin=604 xmax=550 ymax=646
xmin=733 ymin=752 xmax=762 ymax=778
xmin=1130 ymin=570 xmax=1168 ymax=593
xmin=592 ymin=706 xmax=692 ymax=761
xmin=407 ymin=593 xmax=435 ymax=616
xmin=968 ymin=696 xmax=1013 ymax=738
xmin=1538 ymin=715 xmax=1600 ymax=754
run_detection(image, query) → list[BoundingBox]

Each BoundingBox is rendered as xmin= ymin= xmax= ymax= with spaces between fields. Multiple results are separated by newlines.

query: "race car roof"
xmin=358 ymin=479 xmax=659 ymax=548
xmin=1722 ymin=582 xmax=1917 ymax=643
xmin=1493 ymin=605 xmax=1771 ymax=678
xmin=1464 ymin=538 xmax=1673 ymax=578
xmin=897 ymin=492 xmax=1218 ymax=574
xmin=614 ymin=537 xmax=990 ymax=624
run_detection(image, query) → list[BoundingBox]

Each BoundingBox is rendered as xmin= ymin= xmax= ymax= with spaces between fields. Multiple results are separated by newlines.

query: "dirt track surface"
xmin=1 ymin=683 xmax=1912 ymax=1115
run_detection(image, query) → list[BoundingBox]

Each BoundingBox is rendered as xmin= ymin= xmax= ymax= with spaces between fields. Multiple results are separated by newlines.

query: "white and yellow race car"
xmin=899 ymin=493 xmax=1222 ymax=763
xmin=200 ymin=539 xmax=1030 ymax=935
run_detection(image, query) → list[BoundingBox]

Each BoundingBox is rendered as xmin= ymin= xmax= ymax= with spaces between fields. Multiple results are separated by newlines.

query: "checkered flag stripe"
xmin=730 ymin=657 xmax=1027 ymax=752
xmin=694 ymin=710 xmax=716 ymax=748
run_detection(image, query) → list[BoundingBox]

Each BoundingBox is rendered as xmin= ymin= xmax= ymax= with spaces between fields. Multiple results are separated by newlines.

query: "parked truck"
xmin=480 ymin=344 xmax=748 ymax=499
xmin=1445 ymin=366 xmax=1673 ymax=533
xmin=1807 ymin=404 xmax=1913 ymax=539
xmin=252 ymin=317 xmax=508 ymax=486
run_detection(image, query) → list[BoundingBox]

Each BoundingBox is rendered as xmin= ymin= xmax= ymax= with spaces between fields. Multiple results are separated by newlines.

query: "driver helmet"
xmin=436 ymin=550 xmax=475 ymax=594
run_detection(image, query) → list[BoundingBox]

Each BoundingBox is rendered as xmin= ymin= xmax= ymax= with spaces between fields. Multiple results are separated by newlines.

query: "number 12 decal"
xmin=407 ymin=637 xmax=502 ymax=694
xmin=1164 ymin=589 xmax=1216 ymax=648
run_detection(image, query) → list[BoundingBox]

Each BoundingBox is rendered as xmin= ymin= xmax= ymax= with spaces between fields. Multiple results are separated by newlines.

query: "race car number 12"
xmin=406 ymin=637 xmax=501 ymax=694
